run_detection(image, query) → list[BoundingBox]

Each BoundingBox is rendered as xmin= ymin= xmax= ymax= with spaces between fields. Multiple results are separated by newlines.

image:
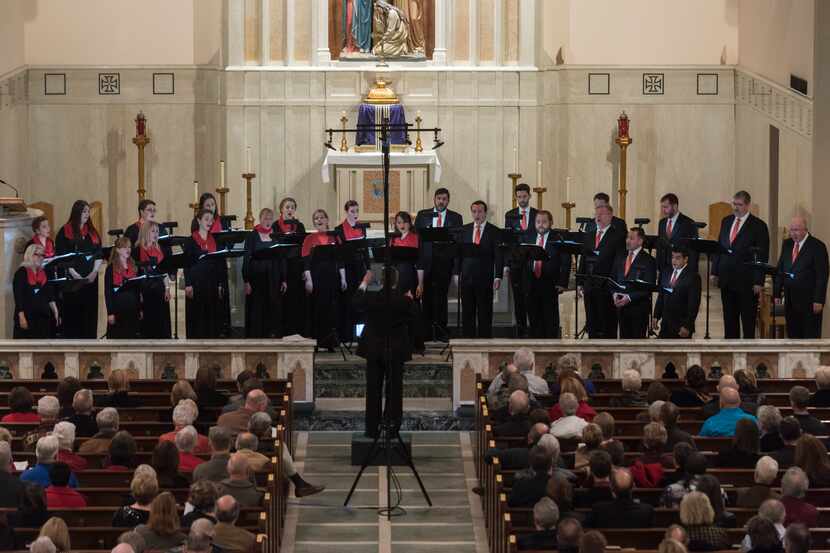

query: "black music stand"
xmin=418 ymin=227 xmax=459 ymax=344
xmin=681 ymin=238 xmax=727 ymax=339
xmin=150 ymin=253 xmax=192 ymax=339
xmin=551 ymin=235 xmax=585 ymax=339
xmin=745 ymin=259 xmax=780 ymax=338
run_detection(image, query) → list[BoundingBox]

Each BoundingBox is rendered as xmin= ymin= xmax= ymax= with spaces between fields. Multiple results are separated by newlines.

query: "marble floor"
xmin=282 ymin=431 xmax=488 ymax=553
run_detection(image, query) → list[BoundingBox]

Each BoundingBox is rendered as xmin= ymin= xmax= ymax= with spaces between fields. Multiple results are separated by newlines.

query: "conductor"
xmin=353 ymin=267 xmax=417 ymax=439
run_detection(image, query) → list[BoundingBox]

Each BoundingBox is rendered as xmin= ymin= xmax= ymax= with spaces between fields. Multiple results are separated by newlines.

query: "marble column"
xmin=433 ymin=0 xmax=449 ymax=64
xmin=226 ymin=0 xmax=245 ymax=66
xmin=0 ymin=209 xmax=37 ymax=339
xmin=314 ymin=0 xmax=331 ymax=66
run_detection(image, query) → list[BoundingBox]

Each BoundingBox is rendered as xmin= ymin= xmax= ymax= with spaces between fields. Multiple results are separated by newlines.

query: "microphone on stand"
xmin=0 ymin=179 xmax=20 ymax=198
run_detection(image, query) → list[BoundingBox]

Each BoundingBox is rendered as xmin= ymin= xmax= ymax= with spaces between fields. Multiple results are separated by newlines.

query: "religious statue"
xmin=339 ymin=0 xmax=427 ymax=60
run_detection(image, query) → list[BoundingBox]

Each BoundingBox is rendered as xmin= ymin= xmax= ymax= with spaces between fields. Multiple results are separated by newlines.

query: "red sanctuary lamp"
xmin=133 ymin=111 xmax=151 ymax=202
xmin=614 ymin=111 xmax=632 ymax=221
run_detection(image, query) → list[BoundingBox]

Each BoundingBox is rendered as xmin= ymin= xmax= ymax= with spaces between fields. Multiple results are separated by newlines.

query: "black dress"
xmin=55 ymin=223 xmax=102 ymax=338
xmin=112 ymin=505 xmax=150 ymax=527
xmin=184 ymin=232 xmax=227 ymax=339
xmin=276 ymin=218 xmax=307 ymax=336
xmin=334 ymin=221 xmax=369 ymax=343
xmin=301 ymin=233 xmax=341 ymax=349
xmin=242 ymin=229 xmax=286 ymax=338
xmin=13 ymin=267 xmax=54 ymax=339
xmin=191 ymin=217 xmax=232 ymax=337
xmin=134 ymin=244 xmax=172 ymax=339
xmin=105 ymin=264 xmax=141 ymax=339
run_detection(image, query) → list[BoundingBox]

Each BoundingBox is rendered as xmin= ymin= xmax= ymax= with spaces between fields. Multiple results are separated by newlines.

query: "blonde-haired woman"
xmin=242 ymin=207 xmax=287 ymax=338
xmin=13 ymin=244 xmax=59 ymax=339
xmin=679 ymin=491 xmax=730 ymax=551
xmin=135 ymin=492 xmax=186 ymax=550
xmin=301 ymin=209 xmax=346 ymax=351
xmin=105 ymin=236 xmax=140 ymax=339
xmin=39 ymin=517 xmax=71 ymax=552
xmin=112 ymin=469 xmax=158 ymax=527
xmin=135 ymin=220 xmax=172 ymax=339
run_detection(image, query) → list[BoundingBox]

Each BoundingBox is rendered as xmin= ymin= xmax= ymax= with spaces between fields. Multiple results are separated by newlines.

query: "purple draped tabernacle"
xmin=356 ymin=103 xmax=408 ymax=147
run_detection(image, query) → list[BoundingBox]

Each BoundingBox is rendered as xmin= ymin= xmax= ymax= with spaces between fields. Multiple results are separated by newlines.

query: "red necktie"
xmin=595 ymin=229 xmax=603 ymax=249
xmin=437 ymin=211 xmax=443 ymax=227
xmin=533 ymin=234 xmax=544 ymax=278
xmin=666 ymin=218 xmax=673 ymax=237
xmin=624 ymin=251 xmax=634 ymax=276
xmin=474 ymin=225 xmax=481 ymax=245
xmin=521 ymin=210 xmax=527 ymax=231
xmin=670 ymin=269 xmax=679 ymax=287
xmin=792 ymin=241 xmax=800 ymax=263
xmin=729 ymin=217 xmax=742 ymax=244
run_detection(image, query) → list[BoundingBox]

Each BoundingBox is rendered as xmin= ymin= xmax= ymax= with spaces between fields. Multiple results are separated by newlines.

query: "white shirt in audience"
xmin=549 ymin=415 xmax=588 ymax=439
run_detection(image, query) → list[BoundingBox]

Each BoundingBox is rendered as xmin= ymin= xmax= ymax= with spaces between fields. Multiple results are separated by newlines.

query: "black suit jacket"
xmin=775 ymin=235 xmax=829 ymax=305
xmin=353 ymin=290 xmax=416 ymax=364
xmin=516 ymin=530 xmax=558 ymax=551
xmin=612 ymin=249 xmax=657 ymax=305
xmin=712 ymin=213 xmax=770 ymax=288
xmin=657 ymin=212 xmax=700 ymax=273
xmin=507 ymin=472 xmax=549 ymax=507
xmin=654 ymin=266 xmax=702 ymax=334
xmin=504 ymin=207 xmax=538 ymax=233
xmin=454 ymin=222 xmax=505 ymax=284
xmin=590 ymin=497 xmax=654 ymax=528
xmin=579 ymin=223 xmax=626 ymax=281
xmin=585 ymin=216 xmax=627 ymax=236
xmin=524 ymin=231 xmax=571 ymax=288
xmin=414 ymin=208 xmax=463 ymax=274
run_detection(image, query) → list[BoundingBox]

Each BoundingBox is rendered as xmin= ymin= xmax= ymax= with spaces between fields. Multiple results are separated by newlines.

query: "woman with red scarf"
xmin=13 ymin=244 xmax=60 ymax=338
xmin=30 ymin=216 xmax=56 ymax=261
xmin=189 ymin=193 xmax=231 ymax=336
xmin=56 ymin=200 xmax=102 ymax=338
xmin=276 ymin=197 xmax=307 ymax=336
xmin=105 ymin=236 xmax=141 ymax=339
xmin=243 ymin=208 xmax=287 ymax=338
xmin=391 ymin=211 xmax=424 ymax=297
xmin=335 ymin=200 xmax=372 ymax=343
xmin=302 ymin=209 xmax=346 ymax=351
xmin=184 ymin=209 xmax=227 ymax=338
xmin=135 ymin=221 xmax=172 ymax=339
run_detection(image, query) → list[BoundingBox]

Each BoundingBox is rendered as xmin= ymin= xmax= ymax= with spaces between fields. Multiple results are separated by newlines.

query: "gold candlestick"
xmin=561 ymin=202 xmax=576 ymax=230
xmin=132 ymin=134 xmax=150 ymax=202
xmin=533 ymin=187 xmax=547 ymax=210
xmin=508 ymin=173 xmax=522 ymax=209
xmin=189 ymin=202 xmax=199 ymax=217
xmin=414 ymin=113 xmax=424 ymax=152
xmin=615 ymin=112 xmax=632 ymax=222
xmin=242 ymin=172 xmax=256 ymax=230
xmin=339 ymin=113 xmax=349 ymax=152
xmin=216 ymin=185 xmax=229 ymax=216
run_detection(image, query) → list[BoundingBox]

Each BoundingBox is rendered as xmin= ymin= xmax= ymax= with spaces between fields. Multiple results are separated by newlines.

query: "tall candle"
xmin=246 ymin=147 xmax=252 ymax=173
xmin=566 ymin=176 xmax=571 ymax=202
xmin=537 ymin=160 xmax=543 ymax=187
xmin=219 ymin=160 xmax=225 ymax=188
xmin=193 ymin=180 xmax=199 ymax=204
xmin=513 ymin=135 xmax=518 ymax=174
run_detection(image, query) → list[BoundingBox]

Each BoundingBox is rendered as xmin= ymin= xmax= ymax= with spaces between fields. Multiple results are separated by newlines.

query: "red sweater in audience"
xmin=179 ymin=452 xmax=206 ymax=472
xmin=548 ymin=401 xmax=596 ymax=422
xmin=159 ymin=431 xmax=211 ymax=454
xmin=782 ymin=496 xmax=818 ymax=528
xmin=56 ymin=450 xmax=88 ymax=472
xmin=46 ymin=485 xmax=87 ymax=508
xmin=1 ymin=412 xmax=40 ymax=423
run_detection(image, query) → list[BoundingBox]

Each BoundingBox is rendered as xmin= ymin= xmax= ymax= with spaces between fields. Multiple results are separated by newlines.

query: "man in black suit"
xmin=657 ymin=193 xmax=700 ymax=278
xmin=612 ymin=227 xmax=657 ymax=339
xmin=353 ymin=267 xmax=416 ymax=438
xmin=454 ymin=200 xmax=503 ymax=338
xmin=775 ymin=216 xmax=829 ymax=339
xmin=584 ymin=192 xmax=627 ymax=235
xmin=590 ymin=468 xmax=654 ymax=528
xmin=654 ymin=246 xmax=702 ymax=339
xmin=712 ymin=190 xmax=770 ymax=339
xmin=504 ymin=183 xmax=537 ymax=337
xmin=507 ymin=445 xmax=551 ymax=507
xmin=414 ymin=188 xmax=463 ymax=341
xmin=516 ymin=497 xmax=560 ymax=551
xmin=579 ymin=205 xmax=626 ymax=338
xmin=524 ymin=210 xmax=570 ymax=338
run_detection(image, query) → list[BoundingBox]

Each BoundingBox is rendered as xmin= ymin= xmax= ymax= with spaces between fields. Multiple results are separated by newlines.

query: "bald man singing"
xmin=775 ymin=217 xmax=829 ymax=338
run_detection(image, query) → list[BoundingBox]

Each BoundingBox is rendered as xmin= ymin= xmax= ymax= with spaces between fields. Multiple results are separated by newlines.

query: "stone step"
xmin=295 ymin=409 xmax=473 ymax=432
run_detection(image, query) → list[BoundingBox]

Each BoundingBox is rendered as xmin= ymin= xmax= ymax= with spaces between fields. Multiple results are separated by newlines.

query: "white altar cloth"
xmin=321 ymin=150 xmax=442 ymax=184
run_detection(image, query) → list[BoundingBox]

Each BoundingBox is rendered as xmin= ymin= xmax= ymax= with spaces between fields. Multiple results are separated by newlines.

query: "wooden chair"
xmin=708 ymin=202 xmax=731 ymax=240
xmin=90 ymin=200 xmax=104 ymax=238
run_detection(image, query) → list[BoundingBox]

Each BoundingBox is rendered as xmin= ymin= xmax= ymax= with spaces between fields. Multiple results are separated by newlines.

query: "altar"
xmin=321 ymin=150 xmax=442 ymax=226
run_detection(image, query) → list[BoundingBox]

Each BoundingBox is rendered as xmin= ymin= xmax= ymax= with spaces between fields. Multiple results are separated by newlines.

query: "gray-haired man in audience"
xmin=741 ymin=498 xmax=785 ymax=552
xmin=79 ymin=407 xmax=119 ymax=455
xmin=194 ymin=426 xmax=232 ymax=483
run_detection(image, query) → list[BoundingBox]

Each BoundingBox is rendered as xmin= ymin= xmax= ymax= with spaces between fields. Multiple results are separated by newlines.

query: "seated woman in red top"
xmin=53 ymin=421 xmax=87 ymax=472
xmin=2 ymin=386 xmax=41 ymax=423
xmin=45 ymin=462 xmax=87 ymax=508
xmin=175 ymin=426 xmax=206 ymax=472
xmin=548 ymin=377 xmax=596 ymax=422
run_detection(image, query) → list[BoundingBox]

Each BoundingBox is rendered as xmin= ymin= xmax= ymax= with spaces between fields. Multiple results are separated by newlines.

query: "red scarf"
xmin=33 ymin=235 xmax=55 ymax=258
xmin=26 ymin=267 xmax=47 ymax=287
xmin=139 ymin=244 xmax=165 ymax=265
xmin=392 ymin=232 xmax=419 ymax=249
xmin=63 ymin=222 xmax=100 ymax=245
xmin=209 ymin=217 xmax=222 ymax=234
xmin=341 ymin=220 xmax=363 ymax=240
xmin=276 ymin=216 xmax=296 ymax=234
xmin=112 ymin=262 xmax=137 ymax=287
xmin=301 ymin=232 xmax=336 ymax=258
xmin=192 ymin=231 xmax=217 ymax=253
xmin=254 ymin=224 xmax=273 ymax=237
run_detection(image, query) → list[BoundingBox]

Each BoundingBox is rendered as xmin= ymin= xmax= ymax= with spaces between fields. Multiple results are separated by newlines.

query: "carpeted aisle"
xmin=283 ymin=431 xmax=488 ymax=553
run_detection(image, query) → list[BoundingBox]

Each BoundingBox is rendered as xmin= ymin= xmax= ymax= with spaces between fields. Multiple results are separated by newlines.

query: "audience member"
xmin=780 ymin=467 xmax=818 ymax=528
xmin=696 ymin=474 xmax=734 ymax=528
xmin=79 ymin=407 xmax=120 ymax=454
xmin=601 ymin=439 xmax=626 ymax=468
xmin=65 ymin=388 xmax=98 ymax=437
xmin=488 ymin=349 xmax=550 ymax=402
xmin=556 ymin=518 xmax=584 ymax=553
xmin=117 ymin=530 xmax=147 ymax=553
xmin=0 ymin=441 xmax=23 ymax=508
xmin=487 ymin=363 xmax=520 ymax=411
xmin=194 ymin=367 xmax=229 ymax=408
xmin=579 ymin=530 xmax=607 ymax=553
xmin=12 ymin=482 xmax=49 ymax=527
xmin=744 ymin=515 xmax=785 ymax=553
xmin=741 ymin=499 xmax=786 ymax=552
xmin=658 ymin=539 xmax=688 ymax=553
xmin=176 ymin=426 xmax=206 ymax=472
xmin=630 ymin=422 xmax=672 ymax=488
xmin=45 ymin=462 xmax=86 ymax=508
xmin=135 ymin=492 xmax=187 ymax=549
xmin=214 ymin=495 xmax=256 ymax=553
xmin=665 ymin=524 xmax=689 ymax=547
xmin=247 ymin=412 xmax=275 ymax=454
xmin=194 ymin=426 xmax=233 ymax=483
xmin=549 ymin=378 xmax=596 ymax=422
xmin=680 ymin=491 xmax=730 ymax=551
xmin=700 ymin=387 xmax=758 ymax=437
xmin=661 ymin=402 xmax=696 ymax=450
xmin=113 ymin=470 xmax=158 ymax=527
xmin=581 ymin=451 xmax=613 ymax=504
xmin=220 ymin=453 xmax=263 ymax=507
xmin=21 ymin=436 xmax=79 ymax=488
xmin=546 ymin=474 xmax=582 ymax=522
xmin=735 ymin=369 xmax=764 ymax=406
xmin=550 ymin=393 xmax=589 ymax=439
xmin=508 ymin=446 xmax=552 ymax=507
xmin=516 ymin=497 xmax=559 ymax=551
xmin=160 ymin=402 xmax=211 ymax=454
xmin=3 ymin=386 xmax=40 ymax=423
xmin=39 ymin=518 xmax=71 ymax=552
xmin=737 ymin=456 xmax=781 ymax=508
xmin=610 ymin=369 xmax=647 ymax=407
xmin=53 ymin=421 xmax=87 ymax=472
xmin=182 ymin=480 xmax=219 ymax=528
xmin=234 ymin=432 xmax=270 ymax=471
xmin=593 ymin=412 xmax=615 ymax=441
xmin=661 ymin=450 xmax=708 ymax=506
xmin=99 ymin=369 xmax=138 ymax=408
xmin=771 ymin=417 xmax=802 ymax=468
xmin=794 ymin=433 xmax=830 ymax=487
xmin=716 ymin=417 xmax=761 ymax=468
xmin=151 ymin=441 xmax=190 ymax=489
xmin=809 ymin=366 xmax=830 ymax=406
xmin=574 ymin=423 xmax=604 ymax=471
xmin=538 ymin=434 xmax=577 ymax=482
xmin=783 ymin=524 xmax=810 ymax=553
xmin=56 ymin=377 xmax=81 ymax=419
xmin=23 ymin=395 xmax=60 ymax=451
xmin=758 ymin=405 xmax=785 ymax=452
xmin=789 ymin=385 xmax=829 ymax=435
xmin=493 ymin=390 xmax=532 ymax=437
xmin=182 ymin=518 xmax=216 ymax=553
xmin=29 ymin=537 xmax=56 ymax=553
xmin=591 ymin=468 xmax=654 ymax=528
xmin=217 ymin=388 xmax=270 ymax=438
xmin=703 ymin=375 xmax=758 ymax=418
xmin=669 ymin=365 xmax=710 ymax=407
xmin=106 ymin=431 xmax=138 ymax=470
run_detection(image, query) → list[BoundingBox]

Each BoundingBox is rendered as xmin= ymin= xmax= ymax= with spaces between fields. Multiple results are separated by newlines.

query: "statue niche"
xmin=329 ymin=0 xmax=434 ymax=60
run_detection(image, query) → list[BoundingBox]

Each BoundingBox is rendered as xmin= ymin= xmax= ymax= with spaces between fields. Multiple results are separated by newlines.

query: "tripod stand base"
xmin=350 ymin=432 xmax=412 ymax=465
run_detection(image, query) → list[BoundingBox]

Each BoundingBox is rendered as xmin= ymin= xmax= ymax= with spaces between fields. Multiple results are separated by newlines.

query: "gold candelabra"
xmin=533 ymin=187 xmax=547 ymax=210
xmin=242 ymin=173 xmax=256 ymax=230
xmin=414 ymin=113 xmax=424 ymax=152
xmin=133 ymin=112 xmax=150 ymax=202
xmin=339 ymin=113 xmax=349 ymax=152
xmin=561 ymin=202 xmax=576 ymax=230
xmin=615 ymin=111 xmax=632 ymax=222
xmin=508 ymin=173 xmax=522 ymax=209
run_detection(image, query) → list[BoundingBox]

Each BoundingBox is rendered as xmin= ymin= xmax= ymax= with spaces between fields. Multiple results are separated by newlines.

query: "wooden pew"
xmin=589 ymin=378 xmax=817 ymax=394
xmin=0 ymin=506 xmax=264 ymax=526
xmin=14 ymin=526 xmax=264 ymax=549
xmin=0 ymin=379 xmax=288 ymax=394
